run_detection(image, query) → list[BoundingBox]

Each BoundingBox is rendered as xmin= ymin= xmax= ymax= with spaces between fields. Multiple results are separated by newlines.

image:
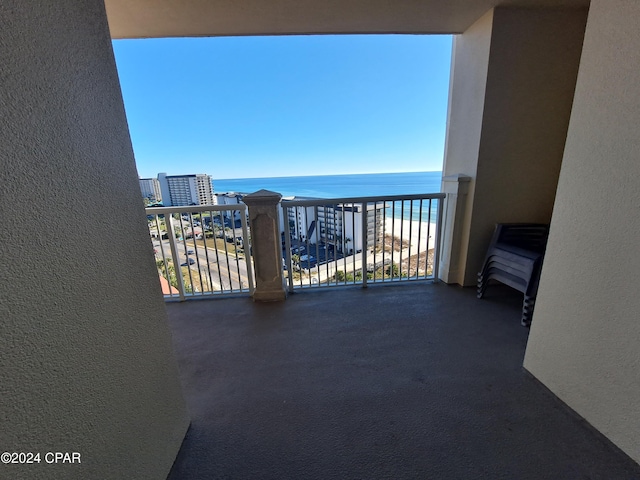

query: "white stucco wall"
xmin=441 ymin=9 xmax=494 ymax=285
xmin=0 ymin=2 xmax=189 ymax=479
xmin=443 ymin=7 xmax=587 ymax=286
xmin=524 ymin=0 xmax=640 ymax=463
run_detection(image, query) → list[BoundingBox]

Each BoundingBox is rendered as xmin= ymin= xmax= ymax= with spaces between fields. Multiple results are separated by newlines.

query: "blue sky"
xmin=112 ymin=35 xmax=452 ymax=179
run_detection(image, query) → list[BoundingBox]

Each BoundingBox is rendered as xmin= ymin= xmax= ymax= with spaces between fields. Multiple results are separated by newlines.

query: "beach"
xmin=384 ymin=217 xmax=438 ymax=251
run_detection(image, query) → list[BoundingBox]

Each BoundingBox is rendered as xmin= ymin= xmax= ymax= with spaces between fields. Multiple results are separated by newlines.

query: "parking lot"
xmin=286 ymin=240 xmax=345 ymax=269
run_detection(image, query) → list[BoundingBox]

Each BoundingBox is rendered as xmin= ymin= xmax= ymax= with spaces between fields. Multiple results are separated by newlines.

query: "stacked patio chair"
xmin=477 ymin=223 xmax=550 ymax=326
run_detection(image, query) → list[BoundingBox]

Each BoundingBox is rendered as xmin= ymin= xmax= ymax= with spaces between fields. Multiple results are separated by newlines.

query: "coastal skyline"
xmin=112 ymin=35 xmax=452 ymax=179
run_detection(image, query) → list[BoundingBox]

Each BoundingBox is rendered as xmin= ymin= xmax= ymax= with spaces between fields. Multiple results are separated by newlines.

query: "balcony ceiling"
xmin=105 ymin=0 xmax=589 ymax=39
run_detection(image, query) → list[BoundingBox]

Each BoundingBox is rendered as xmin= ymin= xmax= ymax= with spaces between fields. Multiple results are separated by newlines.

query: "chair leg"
xmin=521 ymin=296 xmax=535 ymax=327
xmin=477 ymin=277 xmax=487 ymax=299
xmin=477 ymin=269 xmax=489 ymax=298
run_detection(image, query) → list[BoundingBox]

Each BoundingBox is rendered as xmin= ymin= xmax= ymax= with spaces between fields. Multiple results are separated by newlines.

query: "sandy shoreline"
xmin=383 ymin=218 xmax=438 ymax=250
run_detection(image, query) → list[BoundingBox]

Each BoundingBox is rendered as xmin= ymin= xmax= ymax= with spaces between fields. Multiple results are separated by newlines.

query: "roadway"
xmin=153 ymin=237 xmax=252 ymax=293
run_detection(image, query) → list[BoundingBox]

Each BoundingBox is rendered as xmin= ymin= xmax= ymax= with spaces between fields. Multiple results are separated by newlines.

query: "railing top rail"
xmin=281 ymin=192 xmax=445 ymax=207
xmin=146 ymin=204 xmax=246 ymax=214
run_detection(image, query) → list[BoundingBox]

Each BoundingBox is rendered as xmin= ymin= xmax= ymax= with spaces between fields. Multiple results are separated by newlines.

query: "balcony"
xmin=5 ymin=3 xmax=640 ymax=477
xmin=165 ymin=282 xmax=640 ymax=479
xmin=282 ymin=193 xmax=444 ymax=291
xmin=147 ymin=191 xmax=448 ymax=301
xmin=147 ymin=188 xmax=640 ymax=478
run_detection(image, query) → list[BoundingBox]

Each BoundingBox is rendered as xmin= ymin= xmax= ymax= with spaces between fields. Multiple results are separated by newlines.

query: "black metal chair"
xmin=477 ymin=223 xmax=549 ymax=326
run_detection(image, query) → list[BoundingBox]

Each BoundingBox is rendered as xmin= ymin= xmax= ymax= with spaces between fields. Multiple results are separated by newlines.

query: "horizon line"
xmin=211 ymin=170 xmax=442 ymax=181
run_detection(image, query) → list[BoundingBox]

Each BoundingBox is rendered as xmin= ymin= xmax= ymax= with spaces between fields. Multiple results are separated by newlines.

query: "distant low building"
xmin=215 ymin=192 xmax=247 ymax=224
xmin=215 ymin=192 xmax=244 ymax=207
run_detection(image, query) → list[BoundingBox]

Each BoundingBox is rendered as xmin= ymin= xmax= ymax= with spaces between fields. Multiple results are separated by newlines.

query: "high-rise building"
xmin=286 ymin=201 xmax=384 ymax=254
xmin=157 ymin=173 xmax=215 ymax=206
xmin=139 ymin=177 xmax=162 ymax=203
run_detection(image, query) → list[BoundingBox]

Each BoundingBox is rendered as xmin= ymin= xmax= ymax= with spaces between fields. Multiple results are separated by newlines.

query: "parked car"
xmin=180 ymin=258 xmax=196 ymax=266
xmin=299 ymin=260 xmax=317 ymax=269
xmin=187 ymin=250 xmax=194 ymax=254
xmin=299 ymin=254 xmax=317 ymax=268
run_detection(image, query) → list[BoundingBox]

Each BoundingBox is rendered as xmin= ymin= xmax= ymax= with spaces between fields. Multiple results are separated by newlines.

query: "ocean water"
xmin=214 ymin=171 xmax=442 ymax=198
xmin=214 ymin=171 xmax=443 ymax=222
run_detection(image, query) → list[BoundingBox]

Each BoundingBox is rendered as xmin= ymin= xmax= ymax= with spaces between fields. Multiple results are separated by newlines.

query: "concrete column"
xmin=0 ymin=2 xmax=188 ymax=478
xmin=442 ymin=7 xmax=588 ymax=285
xmin=243 ymin=190 xmax=287 ymax=301
xmin=524 ymin=0 xmax=640 ymax=464
xmin=438 ymin=174 xmax=471 ymax=284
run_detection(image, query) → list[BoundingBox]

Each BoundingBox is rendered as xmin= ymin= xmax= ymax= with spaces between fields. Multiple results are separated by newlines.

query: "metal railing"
xmin=282 ymin=193 xmax=445 ymax=292
xmin=146 ymin=204 xmax=254 ymax=300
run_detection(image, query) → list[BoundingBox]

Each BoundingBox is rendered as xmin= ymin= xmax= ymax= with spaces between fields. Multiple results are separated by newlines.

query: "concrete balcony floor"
xmin=166 ymin=283 xmax=640 ymax=479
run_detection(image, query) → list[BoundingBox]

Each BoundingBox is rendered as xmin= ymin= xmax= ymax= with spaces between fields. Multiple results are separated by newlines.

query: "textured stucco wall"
xmin=0 ymin=2 xmax=189 ymax=479
xmin=463 ymin=7 xmax=587 ymax=285
xmin=524 ymin=0 xmax=640 ymax=463
xmin=443 ymin=7 xmax=587 ymax=286
xmin=441 ymin=10 xmax=494 ymax=285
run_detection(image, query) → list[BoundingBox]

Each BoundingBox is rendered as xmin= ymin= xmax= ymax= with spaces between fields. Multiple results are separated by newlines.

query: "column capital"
xmin=242 ymin=189 xmax=283 ymax=206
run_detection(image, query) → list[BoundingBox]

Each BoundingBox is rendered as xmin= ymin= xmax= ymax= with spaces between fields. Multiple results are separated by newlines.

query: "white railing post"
xmin=361 ymin=201 xmax=368 ymax=288
xmin=243 ymin=190 xmax=287 ymax=302
xmin=438 ymin=174 xmax=471 ymax=284
xmin=282 ymin=205 xmax=295 ymax=293
xmin=165 ymin=213 xmax=187 ymax=301
xmin=239 ymin=204 xmax=255 ymax=294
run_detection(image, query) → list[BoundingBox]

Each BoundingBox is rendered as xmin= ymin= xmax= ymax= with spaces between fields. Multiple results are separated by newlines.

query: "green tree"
xmin=334 ymin=270 xmax=347 ymax=282
xmin=156 ymin=259 xmax=179 ymax=290
xmin=385 ymin=262 xmax=405 ymax=279
xmin=332 ymin=270 xmax=363 ymax=282
xmin=156 ymin=258 xmax=195 ymax=293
